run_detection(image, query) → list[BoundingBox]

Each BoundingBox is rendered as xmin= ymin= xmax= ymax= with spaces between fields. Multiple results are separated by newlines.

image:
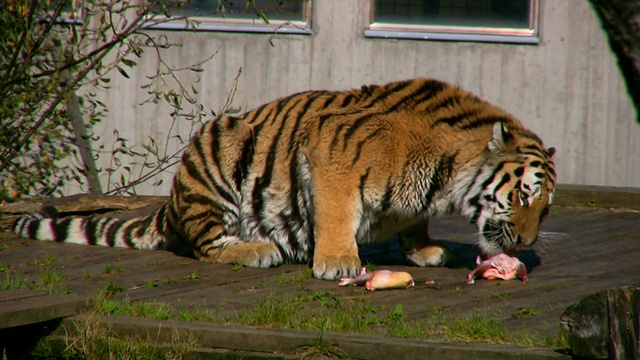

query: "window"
xmin=366 ymin=0 xmax=539 ymax=44
xmin=40 ymin=0 xmax=84 ymax=24
xmin=146 ymin=0 xmax=312 ymax=34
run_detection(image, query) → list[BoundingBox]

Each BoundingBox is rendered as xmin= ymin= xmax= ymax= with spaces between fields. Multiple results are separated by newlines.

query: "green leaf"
xmin=121 ymin=58 xmax=137 ymax=67
xmin=116 ymin=66 xmax=130 ymax=78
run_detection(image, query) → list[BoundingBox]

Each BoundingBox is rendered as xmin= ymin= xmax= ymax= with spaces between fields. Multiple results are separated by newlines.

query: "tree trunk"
xmin=65 ymin=87 xmax=103 ymax=194
xmin=56 ymin=49 xmax=103 ymax=194
xmin=588 ymin=0 xmax=640 ymax=123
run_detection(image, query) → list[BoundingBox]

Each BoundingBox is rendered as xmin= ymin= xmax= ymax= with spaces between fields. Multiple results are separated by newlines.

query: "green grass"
xmin=450 ymin=285 xmax=464 ymax=295
xmin=33 ymin=267 xmax=67 ymax=294
xmin=0 ymin=261 xmax=67 ymax=294
xmin=289 ymin=266 xmax=314 ymax=282
xmin=32 ymin=313 xmax=196 ymax=360
xmin=428 ymin=306 xmax=508 ymax=344
xmin=104 ymin=261 xmax=124 ymax=274
xmin=275 ymin=266 xmax=313 ymax=285
xmin=511 ymin=323 xmax=569 ymax=348
xmin=17 ymin=263 xmax=567 ymax=360
xmin=252 ymin=280 xmax=267 ymax=289
xmin=184 ymin=289 xmax=396 ymax=336
xmin=87 ymin=288 xmax=565 ymax=347
xmin=94 ymin=284 xmax=172 ymax=320
xmin=27 ymin=252 xmax=58 ymax=266
xmin=183 ymin=271 xmax=200 ymax=280
xmin=103 ymin=280 xmax=127 ymax=295
xmin=296 ymin=332 xmax=349 ymax=359
xmin=490 ymin=291 xmax=507 ymax=299
xmin=32 ymin=288 xmax=566 ymax=360
xmin=1 ymin=261 xmax=28 ymax=290
xmin=143 ymin=279 xmax=159 ymax=289
xmin=512 ymin=305 xmax=544 ymax=319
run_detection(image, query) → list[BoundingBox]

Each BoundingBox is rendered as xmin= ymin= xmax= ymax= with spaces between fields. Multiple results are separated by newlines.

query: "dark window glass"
xmin=373 ymin=0 xmax=531 ymax=29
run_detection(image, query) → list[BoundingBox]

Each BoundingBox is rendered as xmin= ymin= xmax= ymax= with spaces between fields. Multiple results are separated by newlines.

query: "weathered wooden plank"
xmin=0 ymin=290 xmax=89 ymax=329
xmin=553 ymin=184 xmax=640 ymax=209
xmin=0 ymin=289 xmax=52 ymax=303
xmin=1 ymin=194 xmax=167 ymax=215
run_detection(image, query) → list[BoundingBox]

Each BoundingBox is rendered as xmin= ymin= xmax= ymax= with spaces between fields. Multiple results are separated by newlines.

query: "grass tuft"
xmin=0 ymin=261 xmax=67 ymax=294
xmin=33 ymin=313 xmax=195 ymax=360
xmin=429 ymin=307 xmax=508 ymax=344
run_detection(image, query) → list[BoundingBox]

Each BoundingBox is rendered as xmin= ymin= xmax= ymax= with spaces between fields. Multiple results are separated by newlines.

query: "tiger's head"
xmin=469 ymin=122 xmax=556 ymax=257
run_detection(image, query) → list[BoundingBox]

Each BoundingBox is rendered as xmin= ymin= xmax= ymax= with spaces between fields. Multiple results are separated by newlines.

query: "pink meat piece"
xmin=338 ymin=267 xmax=415 ymax=291
xmin=466 ymin=254 xmax=528 ymax=284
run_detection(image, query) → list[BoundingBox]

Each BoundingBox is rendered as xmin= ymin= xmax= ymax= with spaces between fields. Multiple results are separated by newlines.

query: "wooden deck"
xmin=1 ymin=185 xmax=639 ymax=358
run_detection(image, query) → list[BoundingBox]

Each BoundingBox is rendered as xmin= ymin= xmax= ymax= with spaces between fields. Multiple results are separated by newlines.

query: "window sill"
xmin=144 ymin=21 xmax=311 ymax=35
xmin=364 ymin=29 xmax=539 ymax=45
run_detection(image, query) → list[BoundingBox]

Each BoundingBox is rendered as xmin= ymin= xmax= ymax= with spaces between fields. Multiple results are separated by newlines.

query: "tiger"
xmin=12 ymin=78 xmax=557 ymax=280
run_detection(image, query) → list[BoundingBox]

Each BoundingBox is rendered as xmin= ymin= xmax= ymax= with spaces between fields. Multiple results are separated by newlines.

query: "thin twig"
xmin=219 ymin=67 xmax=243 ymax=116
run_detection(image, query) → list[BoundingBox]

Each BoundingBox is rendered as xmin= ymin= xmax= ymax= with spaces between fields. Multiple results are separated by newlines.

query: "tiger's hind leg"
xmin=171 ymin=116 xmax=284 ymax=268
xmin=399 ymin=219 xmax=453 ymax=267
xmin=197 ymin=236 xmax=284 ymax=268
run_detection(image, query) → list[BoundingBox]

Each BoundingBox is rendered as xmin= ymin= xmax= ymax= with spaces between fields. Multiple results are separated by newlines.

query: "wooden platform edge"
xmin=0 ymin=290 xmax=90 ymax=329
xmin=57 ymin=315 xmax=570 ymax=360
xmin=554 ymin=184 xmax=640 ymax=209
xmin=0 ymin=290 xmax=90 ymax=360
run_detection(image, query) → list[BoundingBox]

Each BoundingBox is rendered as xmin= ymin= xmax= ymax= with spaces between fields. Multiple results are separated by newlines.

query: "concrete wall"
xmin=77 ymin=0 xmax=639 ymax=196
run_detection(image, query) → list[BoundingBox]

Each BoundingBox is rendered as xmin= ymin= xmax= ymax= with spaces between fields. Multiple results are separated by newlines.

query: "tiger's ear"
xmin=546 ymin=147 xmax=556 ymax=157
xmin=488 ymin=122 xmax=511 ymax=155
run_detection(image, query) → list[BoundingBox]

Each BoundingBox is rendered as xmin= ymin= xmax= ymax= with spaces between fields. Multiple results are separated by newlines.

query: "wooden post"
xmin=560 ymin=285 xmax=640 ymax=359
xmin=608 ymin=287 xmax=639 ymax=359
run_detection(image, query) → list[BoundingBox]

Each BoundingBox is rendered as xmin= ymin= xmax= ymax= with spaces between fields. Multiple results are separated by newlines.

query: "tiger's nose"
xmin=516 ymin=234 xmax=538 ymax=247
xmin=515 ymin=234 xmax=523 ymax=245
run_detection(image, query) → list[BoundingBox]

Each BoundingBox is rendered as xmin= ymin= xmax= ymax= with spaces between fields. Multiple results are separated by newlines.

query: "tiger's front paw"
xmin=312 ymin=254 xmax=361 ymax=280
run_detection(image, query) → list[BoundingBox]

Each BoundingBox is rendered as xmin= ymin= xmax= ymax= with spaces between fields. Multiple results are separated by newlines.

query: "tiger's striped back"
xmin=13 ymin=78 xmax=556 ymax=280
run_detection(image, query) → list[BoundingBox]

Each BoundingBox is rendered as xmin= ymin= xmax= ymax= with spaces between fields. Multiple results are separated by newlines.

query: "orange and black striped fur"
xmin=13 ymin=79 xmax=557 ymax=280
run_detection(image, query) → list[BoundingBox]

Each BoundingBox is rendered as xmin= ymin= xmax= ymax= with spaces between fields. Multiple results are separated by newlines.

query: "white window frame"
xmin=365 ymin=0 xmax=540 ymax=44
xmin=144 ymin=1 xmax=312 ymax=35
xmin=41 ymin=0 xmax=84 ymax=24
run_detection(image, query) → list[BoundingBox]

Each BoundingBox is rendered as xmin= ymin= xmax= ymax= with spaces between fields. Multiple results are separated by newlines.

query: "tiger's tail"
xmin=11 ymin=205 xmax=168 ymax=251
